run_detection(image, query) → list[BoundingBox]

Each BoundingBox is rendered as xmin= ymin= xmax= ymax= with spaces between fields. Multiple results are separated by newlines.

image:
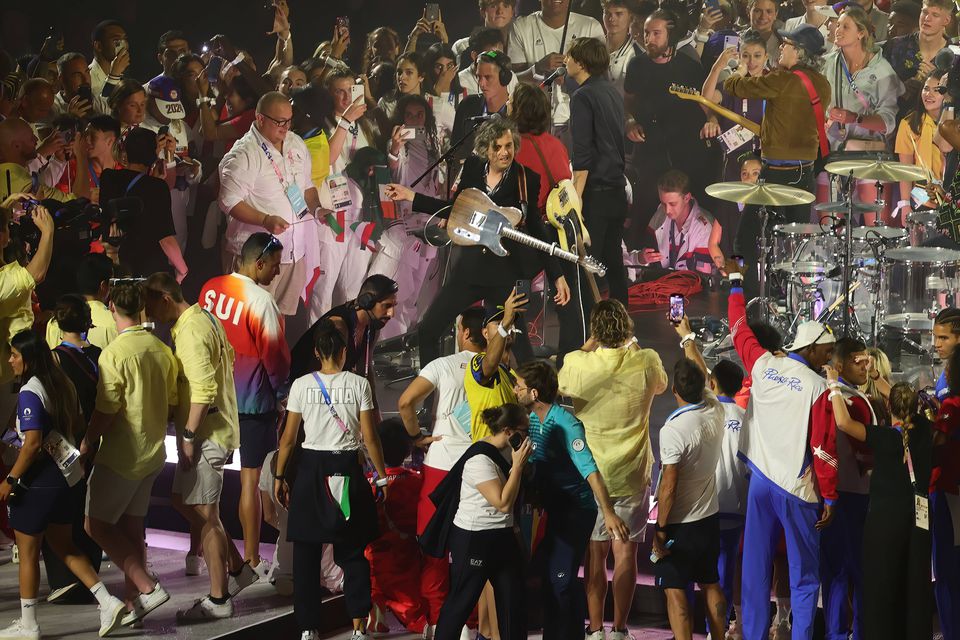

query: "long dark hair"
xmin=908 ymin=69 xmax=947 ymax=136
xmin=424 ymin=43 xmax=462 ymax=97
xmin=391 ymin=93 xmax=440 ymax=164
xmin=11 ymin=330 xmax=82 ymax=442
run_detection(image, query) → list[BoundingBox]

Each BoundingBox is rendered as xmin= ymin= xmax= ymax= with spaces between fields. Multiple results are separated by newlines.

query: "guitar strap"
xmin=792 ymin=69 xmax=830 ymax=161
xmin=523 ymin=134 xmax=557 ymax=188
xmin=516 ymin=163 xmax=528 ymax=225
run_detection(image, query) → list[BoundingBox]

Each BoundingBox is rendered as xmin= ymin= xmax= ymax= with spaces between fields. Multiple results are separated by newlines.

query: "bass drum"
xmin=772 ymin=223 xmax=838 ymax=280
xmin=881 ymin=247 xmax=960 ymax=332
xmin=907 ymin=211 xmax=941 ymax=247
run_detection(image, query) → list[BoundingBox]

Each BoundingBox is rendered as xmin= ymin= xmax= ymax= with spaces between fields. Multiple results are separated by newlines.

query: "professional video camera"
xmin=12 ymin=195 xmax=141 ymax=253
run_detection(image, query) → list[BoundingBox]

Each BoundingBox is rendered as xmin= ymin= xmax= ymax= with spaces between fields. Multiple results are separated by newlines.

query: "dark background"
xmin=0 ymin=0 xmax=482 ymax=81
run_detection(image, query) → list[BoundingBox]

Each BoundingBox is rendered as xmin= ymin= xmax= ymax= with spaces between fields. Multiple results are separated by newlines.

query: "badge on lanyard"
xmin=718 ymin=125 xmax=755 ymax=154
xmin=327 ymin=173 xmax=353 ymax=209
xmin=286 ymin=183 xmax=309 ymax=219
xmin=915 ymin=493 xmax=930 ymax=530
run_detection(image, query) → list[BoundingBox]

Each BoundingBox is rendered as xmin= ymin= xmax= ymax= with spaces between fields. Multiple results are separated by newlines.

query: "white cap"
xmin=784 ymin=320 xmax=836 ymax=352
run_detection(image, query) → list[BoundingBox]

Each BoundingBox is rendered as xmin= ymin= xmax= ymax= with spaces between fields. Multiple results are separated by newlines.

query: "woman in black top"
xmin=385 ymin=116 xmax=570 ymax=367
xmin=824 ymin=371 xmax=933 ymax=640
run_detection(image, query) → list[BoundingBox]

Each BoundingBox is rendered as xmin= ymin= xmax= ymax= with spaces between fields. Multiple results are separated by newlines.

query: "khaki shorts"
xmin=85 ymin=464 xmax=160 ymax=524
xmin=230 ymin=252 xmax=306 ymax=316
xmin=172 ymin=440 xmax=230 ymax=505
xmin=591 ymin=487 xmax=651 ymax=543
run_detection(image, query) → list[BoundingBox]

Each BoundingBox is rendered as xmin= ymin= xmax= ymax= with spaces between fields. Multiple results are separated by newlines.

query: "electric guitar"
xmin=545 ymin=180 xmax=602 ymax=302
xmin=668 ymin=84 xmax=762 ymax=136
xmin=448 ymin=188 xmax=606 ymax=276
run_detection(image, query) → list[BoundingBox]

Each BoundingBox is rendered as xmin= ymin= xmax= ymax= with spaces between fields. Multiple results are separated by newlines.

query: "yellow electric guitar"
xmin=545 ymin=179 xmax=601 ymax=303
xmin=668 ymin=84 xmax=762 ymax=136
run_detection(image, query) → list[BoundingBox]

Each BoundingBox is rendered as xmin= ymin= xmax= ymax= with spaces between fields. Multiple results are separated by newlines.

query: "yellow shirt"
xmin=0 ymin=262 xmax=35 ymax=384
xmin=895 ymin=113 xmax=945 ymax=183
xmin=95 ymin=326 xmax=178 ymax=480
xmin=45 ymin=299 xmax=118 ymax=350
xmin=464 ymin=352 xmax=516 ymax=441
xmin=305 ymin=130 xmax=332 ymax=188
xmin=170 ymin=304 xmax=240 ymax=452
xmin=558 ymin=346 xmax=668 ymax=497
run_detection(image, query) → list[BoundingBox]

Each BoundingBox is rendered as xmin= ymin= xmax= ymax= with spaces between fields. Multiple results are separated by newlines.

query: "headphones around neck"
xmin=355 ymin=276 xmax=399 ymax=311
xmin=477 ymin=50 xmax=513 ymax=87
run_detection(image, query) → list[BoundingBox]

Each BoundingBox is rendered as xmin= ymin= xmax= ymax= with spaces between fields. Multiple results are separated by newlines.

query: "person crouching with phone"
xmin=433 ymin=403 xmax=532 ymax=640
xmin=274 ymin=319 xmax=388 ymax=640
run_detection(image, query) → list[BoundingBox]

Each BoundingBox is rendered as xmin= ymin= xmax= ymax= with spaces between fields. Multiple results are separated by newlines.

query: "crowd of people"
xmin=0 ymin=0 xmax=959 ymax=639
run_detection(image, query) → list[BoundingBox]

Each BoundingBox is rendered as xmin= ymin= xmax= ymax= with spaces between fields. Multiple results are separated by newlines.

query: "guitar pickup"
xmin=453 ymin=228 xmax=481 ymax=242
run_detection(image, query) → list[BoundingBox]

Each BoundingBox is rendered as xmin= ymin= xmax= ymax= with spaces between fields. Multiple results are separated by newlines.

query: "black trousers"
xmin=862 ymin=503 xmax=933 ymax=640
xmin=538 ymin=506 xmax=596 ymax=640
xmin=583 ymin=188 xmax=629 ymax=307
xmin=543 ymin=224 xmax=592 ymax=368
xmin=43 ymin=478 xmax=101 ymax=594
xmin=294 ymin=540 xmax=371 ymax=630
xmin=435 ymin=526 xmax=526 ymax=640
xmin=734 ymin=161 xmax=816 ymax=298
xmin=418 ymin=281 xmax=534 ymax=368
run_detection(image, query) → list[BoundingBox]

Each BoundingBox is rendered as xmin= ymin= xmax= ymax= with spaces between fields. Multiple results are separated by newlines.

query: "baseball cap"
xmin=776 ymin=24 xmax=827 ymax=56
xmin=146 ymin=74 xmax=185 ymax=120
xmin=784 ymin=320 xmax=836 ymax=351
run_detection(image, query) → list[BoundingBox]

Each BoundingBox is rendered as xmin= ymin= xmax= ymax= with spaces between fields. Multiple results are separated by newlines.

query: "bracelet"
xmin=828 ymin=390 xmax=844 ymax=401
xmin=497 ymin=323 xmax=509 ymax=338
xmin=387 ymin=152 xmax=399 ymax=162
xmin=680 ymin=332 xmax=696 ymax=348
xmin=727 ymin=272 xmax=743 ymax=282
xmin=408 ymin=430 xmax=426 ymax=442
xmin=182 ymin=429 xmax=196 ymax=441
xmin=275 ymin=475 xmax=285 ymax=481
xmin=694 ymin=30 xmax=712 ymax=43
xmin=337 ymin=117 xmax=353 ymax=130
xmin=375 ymin=477 xmax=389 ymax=488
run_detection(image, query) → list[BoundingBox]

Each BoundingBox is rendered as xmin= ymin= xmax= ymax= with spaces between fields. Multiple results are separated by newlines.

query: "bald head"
xmin=256 ymin=91 xmax=292 ymax=117
xmin=0 ymin=117 xmax=38 ymax=165
xmin=18 ymin=78 xmax=54 ymax=123
xmin=255 ymin=91 xmax=293 ymax=148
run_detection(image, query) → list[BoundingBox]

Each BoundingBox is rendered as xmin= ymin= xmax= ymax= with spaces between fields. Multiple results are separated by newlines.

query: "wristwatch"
xmin=5 ymin=475 xmax=18 ymax=487
xmin=182 ymin=429 xmax=197 ymax=441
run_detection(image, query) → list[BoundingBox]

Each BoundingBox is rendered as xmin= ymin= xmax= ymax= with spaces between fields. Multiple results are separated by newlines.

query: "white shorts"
xmin=591 ymin=487 xmax=651 ymax=543
xmin=85 ymin=464 xmax=160 ymax=524
xmin=172 ymin=440 xmax=230 ymax=505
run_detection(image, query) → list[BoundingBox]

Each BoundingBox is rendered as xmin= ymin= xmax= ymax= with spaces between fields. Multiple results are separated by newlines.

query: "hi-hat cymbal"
xmin=706 ymin=181 xmax=816 ymax=206
xmin=814 ymin=200 xmax=881 ymax=214
xmin=824 ymin=158 xmax=929 ymax=182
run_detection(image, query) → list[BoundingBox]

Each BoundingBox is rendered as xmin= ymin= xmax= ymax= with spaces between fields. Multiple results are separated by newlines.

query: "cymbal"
xmin=706 ymin=181 xmax=816 ymax=206
xmin=824 ymin=158 xmax=929 ymax=182
xmin=814 ymin=200 xmax=881 ymax=214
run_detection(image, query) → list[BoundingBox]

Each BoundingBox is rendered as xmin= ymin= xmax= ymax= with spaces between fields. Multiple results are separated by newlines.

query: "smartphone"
xmin=515 ymin=279 xmax=532 ymax=301
xmin=731 ymin=254 xmax=745 ymax=269
xmin=400 ymin=126 xmax=417 ymax=140
xmin=157 ymin=125 xmax=170 ymax=137
xmin=944 ymin=106 xmax=956 ymax=123
xmin=207 ymin=56 xmax=225 ymax=84
xmin=508 ymin=432 xmax=526 ymax=451
xmin=424 ymin=2 xmax=441 ymax=21
xmin=77 ymin=84 xmax=93 ymax=105
xmin=336 ymin=15 xmax=350 ymax=29
xmin=351 ymin=82 xmax=365 ymax=103
xmin=669 ymin=293 xmax=685 ymax=325
xmin=724 ymin=35 xmax=740 ymax=51
xmin=115 ymin=39 xmax=127 ymax=56
xmin=705 ymin=0 xmax=721 ymax=12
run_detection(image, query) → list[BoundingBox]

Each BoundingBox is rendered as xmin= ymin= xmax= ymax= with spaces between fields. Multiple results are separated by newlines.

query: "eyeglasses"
xmin=257 ymin=235 xmax=281 ymax=262
xmin=260 ymin=112 xmax=293 ymax=128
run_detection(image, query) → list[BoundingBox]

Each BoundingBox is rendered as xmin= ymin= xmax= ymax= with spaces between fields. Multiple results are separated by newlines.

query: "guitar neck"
xmin=501 ymin=227 xmax=581 ymax=263
xmin=674 ymin=92 xmax=761 ymax=136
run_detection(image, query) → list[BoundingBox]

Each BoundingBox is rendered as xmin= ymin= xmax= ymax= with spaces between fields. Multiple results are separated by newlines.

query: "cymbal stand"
xmin=840 ymin=170 xmax=855 ymax=336
xmin=756 ymin=204 xmax=774 ymax=323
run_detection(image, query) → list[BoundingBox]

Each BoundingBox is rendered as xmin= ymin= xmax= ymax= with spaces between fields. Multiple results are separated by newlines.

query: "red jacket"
xmin=810 ymin=390 xmax=874 ymax=503
xmin=933 ymin=396 xmax=960 ymax=494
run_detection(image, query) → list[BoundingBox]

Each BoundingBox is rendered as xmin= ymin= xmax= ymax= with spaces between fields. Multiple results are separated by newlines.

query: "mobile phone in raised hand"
xmin=669 ymin=293 xmax=684 ymax=325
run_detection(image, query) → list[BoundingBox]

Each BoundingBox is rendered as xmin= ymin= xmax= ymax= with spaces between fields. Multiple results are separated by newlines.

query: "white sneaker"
xmin=300 ymin=632 xmax=320 ymax=640
xmin=227 ymin=562 xmax=260 ymax=597
xmin=352 ymin=631 xmax=372 ymax=640
xmin=98 ymin=596 xmax=125 ymax=637
xmin=585 ymin=629 xmax=606 ymax=640
xmin=184 ymin=554 xmax=204 ymax=577
xmin=252 ymin=558 xmax=272 ymax=579
xmin=607 ymin=629 xmax=633 ymax=640
xmin=176 ymin=596 xmax=233 ymax=622
xmin=0 ymin=619 xmax=39 ymax=640
xmin=47 ymin=582 xmax=81 ymax=603
xmin=120 ymin=583 xmax=169 ymax=626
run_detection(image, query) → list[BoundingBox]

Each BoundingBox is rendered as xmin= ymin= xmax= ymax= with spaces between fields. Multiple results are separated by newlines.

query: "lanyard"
xmin=88 ymin=160 xmax=100 ymax=188
xmin=311 ymin=372 xmax=358 ymax=444
xmin=259 ymin=141 xmax=290 ymax=190
xmin=125 ymin=172 xmax=146 ymax=194
xmin=894 ymin=424 xmax=921 ymax=492
xmin=836 ymin=54 xmax=872 ymax=112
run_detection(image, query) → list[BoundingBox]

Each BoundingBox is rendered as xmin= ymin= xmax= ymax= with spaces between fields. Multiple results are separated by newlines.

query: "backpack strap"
xmin=791 ymin=70 xmax=830 ymax=161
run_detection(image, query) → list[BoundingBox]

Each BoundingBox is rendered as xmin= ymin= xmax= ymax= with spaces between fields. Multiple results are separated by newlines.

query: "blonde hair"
xmin=840 ymin=5 xmax=876 ymax=52
xmin=859 ymin=346 xmax=892 ymax=400
xmin=590 ymin=300 xmax=635 ymax=348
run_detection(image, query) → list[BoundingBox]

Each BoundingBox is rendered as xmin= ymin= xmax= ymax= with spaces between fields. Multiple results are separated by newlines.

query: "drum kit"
xmin=706 ymin=155 xmax=955 ymax=359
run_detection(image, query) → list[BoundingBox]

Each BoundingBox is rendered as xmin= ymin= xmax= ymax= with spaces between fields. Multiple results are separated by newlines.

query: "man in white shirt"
xmin=219 ymin=91 xmax=324 ymax=317
xmin=652 ymin=357 xmax=727 ymax=640
xmin=603 ymin=0 xmax=641 ymax=95
xmin=52 ymin=53 xmax=110 ymax=118
xmin=508 ymin=0 xmax=605 ymax=135
xmin=142 ymin=74 xmax=201 ymax=253
xmin=643 ymin=169 xmax=718 ymax=274
xmin=89 ymin=20 xmax=130 ymax=98
xmin=453 ymin=0 xmax=517 ymax=57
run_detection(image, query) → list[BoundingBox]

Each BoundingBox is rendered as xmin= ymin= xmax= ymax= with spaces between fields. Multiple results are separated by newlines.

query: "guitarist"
xmin=385 ymin=116 xmax=571 ymax=369
xmin=722 ymin=24 xmax=830 ymax=293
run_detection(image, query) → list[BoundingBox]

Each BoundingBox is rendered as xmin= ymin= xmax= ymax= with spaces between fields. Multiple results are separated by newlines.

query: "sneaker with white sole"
xmin=0 ymin=619 xmax=39 ymax=640
xmin=47 ymin=582 xmax=81 ymax=603
xmin=98 ymin=596 xmax=126 ymax=637
xmin=607 ymin=629 xmax=634 ymax=640
xmin=121 ymin=583 xmax=170 ymax=626
xmin=251 ymin=558 xmax=272 ymax=580
xmin=300 ymin=632 xmax=320 ymax=640
xmin=227 ymin=562 xmax=260 ymax=597
xmin=176 ymin=596 xmax=233 ymax=622
xmin=585 ymin=628 xmax=606 ymax=640
xmin=184 ymin=554 xmax=204 ymax=577
xmin=351 ymin=631 xmax=372 ymax=640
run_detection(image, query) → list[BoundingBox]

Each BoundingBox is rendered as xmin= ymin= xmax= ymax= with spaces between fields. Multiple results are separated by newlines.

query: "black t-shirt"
xmin=865 ymin=420 xmax=933 ymax=511
xmin=624 ymin=53 xmax=707 ymax=156
xmin=99 ymin=168 xmax=176 ymax=277
xmin=53 ymin=343 xmax=101 ymax=426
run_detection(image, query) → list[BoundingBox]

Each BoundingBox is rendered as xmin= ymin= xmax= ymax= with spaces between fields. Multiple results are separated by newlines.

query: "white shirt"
xmin=421 ymin=350 xmax=474 ymax=471
xmin=659 ymin=395 xmax=724 ymax=524
xmin=218 ymin=124 xmax=315 ymax=263
xmin=741 ymin=352 xmax=827 ymax=503
xmin=52 ymin=91 xmax=111 ymax=118
xmin=507 ymin=11 xmax=605 ymax=126
xmin=650 ymin=201 xmax=715 ymax=273
xmin=454 ymin=454 xmax=513 ymax=530
xmin=287 ymin=371 xmax=373 ymax=451
xmin=607 ymin=39 xmax=639 ymax=97
xmin=88 ymin=59 xmax=110 ymax=98
xmin=716 ymin=398 xmax=749 ymax=524
xmin=331 ymin=120 xmax=372 ymax=175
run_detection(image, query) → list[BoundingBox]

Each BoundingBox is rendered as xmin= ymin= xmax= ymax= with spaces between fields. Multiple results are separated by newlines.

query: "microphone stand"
xmin=411 ymin=117 xmax=486 ymax=189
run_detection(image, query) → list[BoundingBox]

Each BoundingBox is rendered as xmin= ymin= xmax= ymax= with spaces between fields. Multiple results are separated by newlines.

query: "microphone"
xmin=727 ymin=58 xmax=739 ymax=70
xmin=539 ymin=66 xmax=566 ymax=88
xmin=935 ymin=47 xmax=955 ymax=71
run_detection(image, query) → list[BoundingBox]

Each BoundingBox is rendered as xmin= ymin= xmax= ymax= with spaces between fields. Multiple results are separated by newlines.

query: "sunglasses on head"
xmin=257 ymin=235 xmax=281 ymax=262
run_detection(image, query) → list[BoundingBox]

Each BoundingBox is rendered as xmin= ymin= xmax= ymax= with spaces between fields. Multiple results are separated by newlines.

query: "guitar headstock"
xmin=581 ymin=255 xmax=607 ymax=277
xmin=668 ymin=83 xmax=700 ymax=98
